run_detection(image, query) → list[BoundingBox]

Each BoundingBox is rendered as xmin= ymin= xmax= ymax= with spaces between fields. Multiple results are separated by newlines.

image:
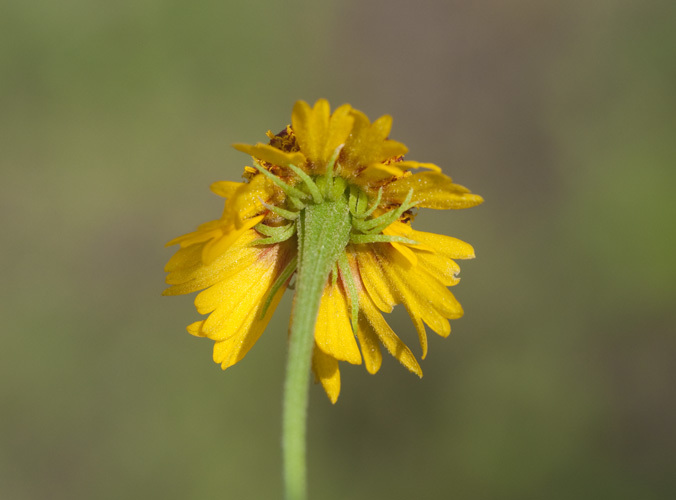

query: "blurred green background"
xmin=2 ymin=0 xmax=675 ymax=498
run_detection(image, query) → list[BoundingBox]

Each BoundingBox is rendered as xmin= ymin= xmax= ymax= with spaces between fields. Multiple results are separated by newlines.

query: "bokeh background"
xmin=2 ymin=0 xmax=675 ymax=499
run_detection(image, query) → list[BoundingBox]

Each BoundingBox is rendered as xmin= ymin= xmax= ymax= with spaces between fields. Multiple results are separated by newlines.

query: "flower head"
xmin=164 ymin=99 xmax=483 ymax=403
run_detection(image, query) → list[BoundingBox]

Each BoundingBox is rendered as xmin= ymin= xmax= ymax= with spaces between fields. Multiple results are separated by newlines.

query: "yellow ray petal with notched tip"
xmin=416 ymin=251 xmax=461 ymax=287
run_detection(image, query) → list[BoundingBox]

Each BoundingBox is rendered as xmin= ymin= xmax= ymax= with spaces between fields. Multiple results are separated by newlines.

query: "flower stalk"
xmin=283 ymin=192 xmax=352 ymax=500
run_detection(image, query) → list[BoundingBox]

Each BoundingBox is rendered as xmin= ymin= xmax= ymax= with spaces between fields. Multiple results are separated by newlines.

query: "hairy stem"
xmin=282 ymin=194 xmax=351 ymax=500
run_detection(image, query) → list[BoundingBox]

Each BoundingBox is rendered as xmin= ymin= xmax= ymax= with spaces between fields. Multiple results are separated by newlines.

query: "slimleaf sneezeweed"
xmin=164 ymin=99 xmax=483 ymax=500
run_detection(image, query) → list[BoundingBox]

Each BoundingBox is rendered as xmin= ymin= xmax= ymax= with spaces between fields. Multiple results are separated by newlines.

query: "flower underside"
xmin=164 ymin=99 xmax=483 ymax=403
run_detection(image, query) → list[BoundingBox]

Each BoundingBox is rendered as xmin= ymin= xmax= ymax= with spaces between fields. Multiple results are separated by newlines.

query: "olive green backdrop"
xmin=2 ymin=1 xmax=674 ymax=499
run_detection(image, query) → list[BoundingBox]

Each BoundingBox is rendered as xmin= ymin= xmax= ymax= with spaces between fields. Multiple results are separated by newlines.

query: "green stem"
xmin=282 ymin=193 xmax=351 ymax=500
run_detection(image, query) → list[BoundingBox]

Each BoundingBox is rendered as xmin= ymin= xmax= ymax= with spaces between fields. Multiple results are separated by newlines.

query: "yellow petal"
xmin=201 ymin=215 xmax=264 ymax=265
xmin=416 ymin=251 xmax=461 ymax=287
xmin=292 ymin=100 xmax=328 ymax=161
xmin=213 ymin=275 xmax=287 ymax=370
xmin=408 ymin=311 xmax=428 ymax=359
xmin=396 ymin=161 xmax=441 ymax=172
xmin=362 ymin=163 xmax=405 ymax=179
xmin=199 ymin=245 xmax=289 ymax=339
xmin=355 ymin=249 xmax=396 ymax=313
xmin=225 ymin=172 xmax=274 ymax=227
xmin=165 ymin=220 xmax=222 ymax=248
xmin=352 ymin=163 xmax=406 ymax=186
xmin=195 ymin=261 xmax=266 ymax=318
xmin=356 ymin=314 xmax=382 ymax=374
xmin=381 ymin=221 xmax=435 ymax=254
xmin=292 ymin=99 xmax=353 ymax=171
xmin=164 ymin=242 xmax=202 ymax=274
xmin=292 ymin=99 xmax=328 ymax=167
xmin=314 ymin=281 xmax=362 ymax=365
xmin=163 ymin=230 xmax=261 ymax=294
xmin=384 ymin=171 xmax=484 ymax=209
xmin=360 ymin=293 xmax=422 ymax=377
xmin=168 ymin=179 xmax=270 ymax=264
xmin=343 ymin=110 xmax=408 ymax=172
xmin=375 ymin=245 xmax=459 ymax=337
xmin=187 ymin=320 xmax=206 ymax=337
xmin=383 ymin=221 xmax=474 ymax=262
xmin=397 ymin=275 xmax=460 ymax=328
xmin=212 ymin=337 xmax=235 ymax=366
xmin=210 ymin=181 xmax=244 ymax=198
xmin=202 ymin=287 xmax=269 ymax=343
xmin=233 ymin=143 xmax=305 ymax=167
xmin=312 ymin=345 xmax=341 ymax=404
xmin=390 ymin=242 xmax=418 ymax=268
xmin=406 ymin=228 xmax=476 ymax=260
xmin=320 ymin=103 xmax=354 ymax=166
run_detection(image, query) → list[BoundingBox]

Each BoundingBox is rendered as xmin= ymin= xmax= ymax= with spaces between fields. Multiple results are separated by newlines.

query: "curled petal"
xmin=233 ymin=143 xmax=305 ymax=168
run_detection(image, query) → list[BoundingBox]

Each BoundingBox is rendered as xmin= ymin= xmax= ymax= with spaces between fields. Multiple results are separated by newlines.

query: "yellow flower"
xmin=164 ymin=99 xmax=483 ymax=403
